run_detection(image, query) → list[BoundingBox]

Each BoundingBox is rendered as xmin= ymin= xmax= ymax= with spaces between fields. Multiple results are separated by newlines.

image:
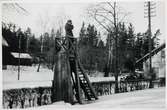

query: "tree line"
xmin=78 ymin=22 xmax=159 ymax=76
xmin=2 ymin=22 xmax=159 ymax=75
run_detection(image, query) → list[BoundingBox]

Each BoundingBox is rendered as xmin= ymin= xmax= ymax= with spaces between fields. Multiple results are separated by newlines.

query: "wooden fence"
xmin=3 ymin=79 xmax=164 ymax=109
xmin=3 ymin=87 xmax=52 ymax=109
xmin=92 ymin=80 xmax=151 ymax=96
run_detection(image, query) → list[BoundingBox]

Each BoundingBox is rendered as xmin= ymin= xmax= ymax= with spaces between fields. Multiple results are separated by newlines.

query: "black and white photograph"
xmin=1 ymin=0 xmax=166 ymax=109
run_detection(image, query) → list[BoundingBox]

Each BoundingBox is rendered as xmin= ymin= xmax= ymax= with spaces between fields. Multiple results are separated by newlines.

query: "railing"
xmin=92 ymin=79 xmax=163 ymax=96
xmin=92 ymin=81 xmax=115 ymax=96
xmin=3 ymin=87 xmax=52 ymax=109
xmin=55 ymin=36 xmax=77 ymax=55
xmin=3 ymin=79 xmax=164 ymax=108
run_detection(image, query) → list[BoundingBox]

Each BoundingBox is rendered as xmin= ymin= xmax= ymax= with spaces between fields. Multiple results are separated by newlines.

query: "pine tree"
xmin=78 ymin=23 xmax=106 ymax=73
xmin=79 ymin=22 xmax=87 ymax=46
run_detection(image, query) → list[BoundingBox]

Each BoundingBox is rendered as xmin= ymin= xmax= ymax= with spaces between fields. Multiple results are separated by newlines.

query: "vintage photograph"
xmin=2 ymin=0 xmax=166 ymax=109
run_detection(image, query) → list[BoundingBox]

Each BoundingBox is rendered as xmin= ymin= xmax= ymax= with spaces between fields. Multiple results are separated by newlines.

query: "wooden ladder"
xmin=67 ymin=37 xmax=98 ymax=103
xmin=76 ymin=59 xmax=98 ymax=101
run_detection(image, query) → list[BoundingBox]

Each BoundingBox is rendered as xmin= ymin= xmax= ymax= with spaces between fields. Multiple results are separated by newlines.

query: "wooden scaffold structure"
xmin=52 ymin=36 xmax=98 ymax=104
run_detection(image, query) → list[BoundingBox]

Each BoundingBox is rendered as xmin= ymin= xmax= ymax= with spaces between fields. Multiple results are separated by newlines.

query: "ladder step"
xmin=80 ymin=78 xmax=86 ymax=82
xmin=79 ymin=78 xmax=84 ymax=80
xmin=89 ymin=94 xmax=94 ymax=97
xmin=78 ymin=72 xmax=82 ymax=75
xmin=79 ymin=78 xmax=85 ymax=82
xmin=87 ymin=92 xmax=95 ymax=96
xmin=85 ymin=88 xmax=90 ymax=91
xmin=88 ymin=94 xmax=94 ymax=98
xmin=77 ymin=68 xmax=81 ymax=71
xmin=86 ymin=91 xmax=91 ymax=94
xmin=77 ymin=68 xmax=81 ymax=70
xmin=85 ymin=87 xmax=90 ymax=89
xmin=79 ymin=74 xmax=84 ymax=77
xmin=84 ymin=88 xmax=91 ymax=92
xmin=82 ymin=81 xmax=88 ymax=84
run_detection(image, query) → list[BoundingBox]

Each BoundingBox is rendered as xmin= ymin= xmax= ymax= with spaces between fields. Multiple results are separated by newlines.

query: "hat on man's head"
xmin=67 ymin=20 xmax=72 ymax=23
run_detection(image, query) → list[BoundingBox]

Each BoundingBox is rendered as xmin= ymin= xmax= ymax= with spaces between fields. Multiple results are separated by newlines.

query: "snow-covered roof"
xmin=2 ymin=37 xmax=9 ymax=47
xmin=11 ymin=52 xmax=32 ymax=59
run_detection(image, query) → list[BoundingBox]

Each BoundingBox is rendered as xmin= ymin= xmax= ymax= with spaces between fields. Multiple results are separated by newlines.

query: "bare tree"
xmin=36 ymin=10 xmax=69 ymax=71
xmin=87 ymin=2 xmax=130 ymax=93
xmin=36 ymin=9 xmax=54 ymax=72
xmin=2 ymin=3 xmax=29 ymax=24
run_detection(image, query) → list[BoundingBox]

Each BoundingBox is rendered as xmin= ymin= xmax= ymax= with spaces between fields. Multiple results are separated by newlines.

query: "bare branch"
xmin=118 ymin=12 xmax=130 ymax=23
xmin=99 ymin=6 xmax=115 ymax=17
xmin=95 ymin=13 xmax=114 ymax=25
xmin=107 ymin=2 xmax=115 ymax=10
xmin=15 ymin=3 xmax=29 ymax=15
xmin=87 ymin=2 xmax=128 ymax=40
xmin=94 ymin=11 xmax=110 ymax=32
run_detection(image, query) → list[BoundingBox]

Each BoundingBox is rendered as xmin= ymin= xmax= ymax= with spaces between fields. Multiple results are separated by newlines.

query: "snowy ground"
xmin=3 ymin=66 xmax=166 ymax=110
xmin=3 ymin=65 xmax=54 ymax=82
xmin=3 ymin=65 xmax=118 ymax=90
xmin=35 ymin=87 xmax=166 ymax=110
xmin=3 ymin=65 xmax=53 ymax=90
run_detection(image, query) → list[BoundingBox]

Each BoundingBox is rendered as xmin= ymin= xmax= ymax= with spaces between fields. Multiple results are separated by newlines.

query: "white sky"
xmin=2 ymin=1 xmax=165 ymax=43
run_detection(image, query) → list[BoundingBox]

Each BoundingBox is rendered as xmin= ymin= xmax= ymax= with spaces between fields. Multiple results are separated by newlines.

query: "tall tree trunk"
xmin=113 ymin=2 xmax=119 ymax=93
xmin=37 ymin=58 xmax=41 ymax=72
xmin=114 ymin=36 xmax=119 ymax=93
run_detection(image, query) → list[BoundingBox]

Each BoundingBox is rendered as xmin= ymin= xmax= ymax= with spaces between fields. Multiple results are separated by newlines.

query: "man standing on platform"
xmin=65 ymin=20 xmax=75 ymax=57
xmin=65 ymin=20 xmax=74 ymax=37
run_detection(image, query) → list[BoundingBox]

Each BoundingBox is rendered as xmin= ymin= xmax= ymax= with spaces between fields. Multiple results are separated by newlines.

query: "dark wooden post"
xmin=74 ymin=58 xmax=82 ymax=104
xmin=52 ymin=50 xmax=74 ymax=104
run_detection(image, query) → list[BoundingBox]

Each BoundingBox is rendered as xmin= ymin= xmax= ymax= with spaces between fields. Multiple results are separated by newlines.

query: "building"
xmin=2 ymin=37 xmax=32 ymax=69
xmin=136 ymin=43 xmax=165 ymax=79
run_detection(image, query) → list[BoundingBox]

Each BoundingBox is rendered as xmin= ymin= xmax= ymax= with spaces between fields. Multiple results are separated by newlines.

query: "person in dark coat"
xmin=65 ymin=20 xmax=74 ymax=37
xmin=65 ymin=20 xmax=75 ymax=53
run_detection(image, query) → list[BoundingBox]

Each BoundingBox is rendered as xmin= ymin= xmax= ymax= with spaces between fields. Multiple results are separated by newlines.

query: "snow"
xmin=3 ymin=65 xmax=119 ymax=90
xmin=72 ymin=87 xmax=165 ymax=109
xmin=3 ymin=66 xmax=166 ymax=109
xmin=35 ymin=87 xmax=166 ymax=109
xmin=11 ymin=52 xmax=32 ymax=59
xmin=3 ymin=65 xmax=53 ymax=90
xmin=3 ymin=65 xmax=53 ymax=81
xmin=2 ymin=36 xmax=9 ymax=46
xmin=89 ymin=77 xmax=115 ymax=83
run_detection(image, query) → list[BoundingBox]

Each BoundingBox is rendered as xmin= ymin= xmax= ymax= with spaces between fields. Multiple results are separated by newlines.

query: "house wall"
xmin=143 ymin=49 xmax=165 ymax=79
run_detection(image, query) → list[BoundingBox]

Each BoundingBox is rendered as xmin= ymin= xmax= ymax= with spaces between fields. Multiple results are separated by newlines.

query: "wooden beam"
xmin=52 ymin=51 xmax=74 ymax=103
xmin=136 ymin=43 xmax=165 ymax=64
xmin=75 ymin=59 xmax=82 ymax=104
